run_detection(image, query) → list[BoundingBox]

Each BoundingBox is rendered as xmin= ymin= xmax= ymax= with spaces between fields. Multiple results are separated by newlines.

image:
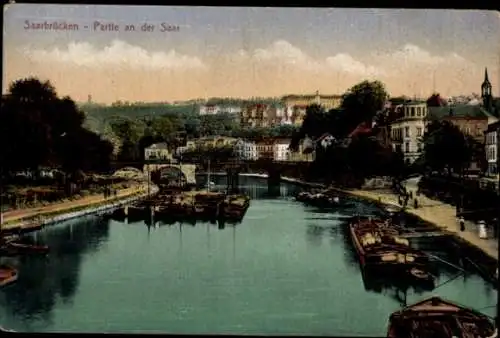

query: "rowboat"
xmin=387 ymin=296 xmax=496 ymax=338
xmin=0 ymin=264 xmax=18 ymax=287
xmin=2 ymin=241 xmax=50 ymax=256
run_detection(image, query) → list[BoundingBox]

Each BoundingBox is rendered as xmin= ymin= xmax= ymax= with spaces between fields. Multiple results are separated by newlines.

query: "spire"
xmin=484 ymin=67 xmax=490 ymax=83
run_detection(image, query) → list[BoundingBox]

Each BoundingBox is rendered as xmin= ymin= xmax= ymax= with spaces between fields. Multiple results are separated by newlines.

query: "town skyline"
xmin=3 ymin=5 xmax=500 ymax=104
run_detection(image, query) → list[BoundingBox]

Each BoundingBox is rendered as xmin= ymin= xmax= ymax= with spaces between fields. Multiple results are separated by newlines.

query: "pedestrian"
xmin=458 ymin=216 xmax=465 ymax=232
xmin=413 ymin=198 xmax=418 ymax=209
xmin=478 ymin=220 xmax=487 ymax=239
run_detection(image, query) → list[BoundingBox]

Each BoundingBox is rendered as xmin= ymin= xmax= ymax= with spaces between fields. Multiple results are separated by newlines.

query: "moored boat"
xmin=2 ymin=241 xmax=49 ymax=256
xmin=349 ymin=217 xmax=433 ymax=286
xmin=387 ymin=296 xmax=496 ymax=338
xmin=0 ymin=264 xmax=18 ymax=287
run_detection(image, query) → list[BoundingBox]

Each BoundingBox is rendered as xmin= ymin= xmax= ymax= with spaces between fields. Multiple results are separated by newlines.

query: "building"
xmin=290 ymin=105 xmax=308 ymax=126
xmin=145 ymin=143 xmax=174 ymax=161
xmin=175 ymin=141 xmax=196 ymax=157
xmin=199 ymin=104 xmax=221 ymax=115
xmin=427 ymin=105 xmax=497 ymax=144
xmin=287 ymin=138 xmax=315 ymax=162
xmin=390 ymin=101 xmax=428 ymax=164
xmin=233 ymin=139 xmax=258 ymax=160
xmin=240 ymin=104 xmax=282 ymax=128
xmin=314 ymin=133 xmax=336 ymax=150
xmin=277 ymin=106 xmax=294 ymax=125
xmin=256 ymin=139 xmax=275 ymax=160
xmin=194 ymin=136 xmax=238 ymax=150
xmin=273 ymin=138 xmax=291 ymax=161
xmin=282 ymin=91 xmax=342 ymax=111
xmin=485 ymin=120 xmax=499 ymax=177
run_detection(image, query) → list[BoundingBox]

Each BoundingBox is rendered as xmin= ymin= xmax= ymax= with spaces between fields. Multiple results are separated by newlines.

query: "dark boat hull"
xmin=349 ymin=220 xmax=434 ymax=289
xmin=0 ymin=265 xmax=18 ymax=287
xmin=387 ymin=296 xmax=496 ymax=338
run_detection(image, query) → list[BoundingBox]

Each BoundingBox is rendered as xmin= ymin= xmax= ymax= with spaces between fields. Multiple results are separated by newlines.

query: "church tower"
xmin=481 ymin=67 xmax=493 ymax=112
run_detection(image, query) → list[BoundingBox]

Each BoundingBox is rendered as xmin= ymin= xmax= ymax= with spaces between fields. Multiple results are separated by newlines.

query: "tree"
xmin=341 ymin=80 xmax=389 ymax=127
xmin=426 ymin=93 xmax=447 ymax=107
xmin=421 ymin=120 xmax=471 ymax=175
xmin=0 ymin=77 xmax=113 ymax=179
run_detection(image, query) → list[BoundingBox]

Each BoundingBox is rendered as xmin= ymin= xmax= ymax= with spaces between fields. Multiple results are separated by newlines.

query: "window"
xmin=404 ymin=127 xmax=410 ymax=138
xmin=416 ymin=127 xmax=423 ymax=137
xmin=464 ymin=127 xmax=471 ymax=135
xmin=405 ymin=142 xmax=410 ymax=153
xmin=417 ymin=107 xmax=421 ymax=116
xmin=411 ymin=107 xmax=415 ymax=117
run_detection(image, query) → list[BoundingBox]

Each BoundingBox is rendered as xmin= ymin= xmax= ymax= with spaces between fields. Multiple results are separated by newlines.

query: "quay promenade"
xmin=1 ymin=183 xmax=149 ymax=229
xmin=340 ymin=183 xmax=498 ymax=261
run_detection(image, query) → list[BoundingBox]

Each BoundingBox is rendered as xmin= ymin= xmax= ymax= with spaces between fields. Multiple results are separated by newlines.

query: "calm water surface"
xmin=0 ymin=176 xmax=496 ymax=334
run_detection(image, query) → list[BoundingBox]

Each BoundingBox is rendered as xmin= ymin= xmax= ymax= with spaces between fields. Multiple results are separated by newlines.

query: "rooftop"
xmin=282 ymin=94 xmax=342 ymax=100
xmin=486 ymin=120 xmax=500 ymax=132
xmin=147 ymin=142 xmax=169 ymax=150
xmin=428 ymin=105 xmax=494 ymax=120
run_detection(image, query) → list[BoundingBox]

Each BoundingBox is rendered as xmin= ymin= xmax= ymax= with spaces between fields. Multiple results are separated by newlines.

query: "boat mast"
xmin=207 ymin=159 xmax=211 ymax=192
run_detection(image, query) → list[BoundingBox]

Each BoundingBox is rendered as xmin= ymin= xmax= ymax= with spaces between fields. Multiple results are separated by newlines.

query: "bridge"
xmin=110 ymin=158 xmax=313 ymax=189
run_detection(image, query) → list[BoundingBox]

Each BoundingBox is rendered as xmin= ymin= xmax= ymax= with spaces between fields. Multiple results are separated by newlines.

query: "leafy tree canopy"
xmin=0 ymin=77 xmax=113 ymax=176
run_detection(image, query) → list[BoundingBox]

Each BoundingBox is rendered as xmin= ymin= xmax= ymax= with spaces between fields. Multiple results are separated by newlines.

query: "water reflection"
xmin=200 ymin=175 xmax=300 ymax=200
xmin=0 ymin=216 xmax=110 ymax=331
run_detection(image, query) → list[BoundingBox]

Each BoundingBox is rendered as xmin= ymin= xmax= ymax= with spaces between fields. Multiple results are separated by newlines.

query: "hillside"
xmin=81 ymin=103 xmax=198 ymax=133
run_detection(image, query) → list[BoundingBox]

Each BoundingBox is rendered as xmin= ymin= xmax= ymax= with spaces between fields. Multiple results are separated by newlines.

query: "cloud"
xmin=228 ymin=40 xmax=472 ymax=79
xmin=232 ymin=40 xmax=385 ymax=76
xmin=325 ymin=53 xmax=383 ymax=77
xmin=22 ymin=40 xmax=207 ymax=71
xmin=389 ymin=44 xmax=445 ymax=65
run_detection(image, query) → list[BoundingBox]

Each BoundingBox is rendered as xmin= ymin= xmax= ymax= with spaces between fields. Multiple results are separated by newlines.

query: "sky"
xmin=3 ymin=5 xmax=500 ymax=104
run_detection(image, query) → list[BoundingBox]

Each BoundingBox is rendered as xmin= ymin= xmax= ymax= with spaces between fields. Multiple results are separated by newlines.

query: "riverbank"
xmin=232 ymin=173 xmax=497 ymax=262
xmin=328 ymin=186 xmax=499 ymax=262
xmin=1 ymin=183 xmax=159 ymax=234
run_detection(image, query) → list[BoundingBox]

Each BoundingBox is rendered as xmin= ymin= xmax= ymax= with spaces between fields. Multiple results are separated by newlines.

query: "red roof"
xmin=316 ymin=133 xmax=333 ymax=142
xmin=348 ymin=122 xmax=372 ymax=138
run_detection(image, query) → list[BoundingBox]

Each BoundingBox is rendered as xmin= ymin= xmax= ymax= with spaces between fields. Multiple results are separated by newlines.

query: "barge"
xmin=349 ymin=216 xmax=434 ymax=287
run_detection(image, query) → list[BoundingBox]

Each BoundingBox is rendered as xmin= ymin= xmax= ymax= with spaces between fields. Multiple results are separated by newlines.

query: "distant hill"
xmin=82 ymin=103 xmax=198 ymax=127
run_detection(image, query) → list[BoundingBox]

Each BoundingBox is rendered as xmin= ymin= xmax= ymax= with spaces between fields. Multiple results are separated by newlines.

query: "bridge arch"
xmin=150 ymin=166 xmax=187 ymax=187
xmin=113 ymin=167 xmax=146 ymax=180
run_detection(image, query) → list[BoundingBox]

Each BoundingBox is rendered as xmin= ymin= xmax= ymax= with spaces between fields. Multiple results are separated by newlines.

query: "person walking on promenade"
xmin=458 ymin=216 xmax=465 ymax=232
xmin=478 ymin=220 xmax=488 ymax=239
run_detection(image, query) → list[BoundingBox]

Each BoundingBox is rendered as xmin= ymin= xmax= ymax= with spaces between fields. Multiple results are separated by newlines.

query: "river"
xmin=0 ymin=176 xmax=496 ymax=334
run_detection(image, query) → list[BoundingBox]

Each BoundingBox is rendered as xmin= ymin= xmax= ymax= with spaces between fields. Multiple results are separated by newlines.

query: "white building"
xmin=390 ymin=102 xmax=428 ymax=164
xmin=145 ymin=143 xmax=174 ymax=161
xmin=199 ymin=105 xmax=220 ymax=115
xmin=233 ymin=139 xmax=258 ymax=161
xmin=273 ymin=139 xmax=290 ymax=161
xmin=199 ymin=104 xmax=241 ymax=116
xmin=485 ymin=121 xmax=499 ymax=177
xmin=277 ymin=106 xmax=294 ymax=125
